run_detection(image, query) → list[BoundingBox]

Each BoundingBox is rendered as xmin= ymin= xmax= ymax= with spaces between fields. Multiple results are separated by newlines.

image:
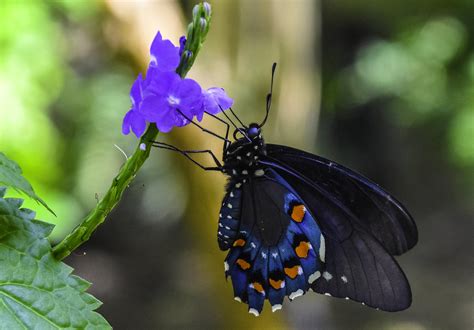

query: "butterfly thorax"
xmin=222 ymin=133 xmax=267 ymax=179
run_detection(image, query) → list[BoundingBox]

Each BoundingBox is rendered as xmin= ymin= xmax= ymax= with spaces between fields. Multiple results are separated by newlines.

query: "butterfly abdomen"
xmin=217 ymin=182 xmax=243 ymax=250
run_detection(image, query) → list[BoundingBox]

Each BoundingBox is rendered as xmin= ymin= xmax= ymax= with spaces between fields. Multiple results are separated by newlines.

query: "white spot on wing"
xmin=224 ymin=261 xmax=229 ymax=272
xmin=246 ymin=152 xmax=251 ymax=157
xmin=235 ymin=183 xmax=242 ymax=188
xmin=254 ymin=145 xmax=258 ymax=150
xmin=225 ymin=226 xmax=230 ymax=230
xmin=230 ymin=192 xmax=234 ymax=197
xmin=341 ymin=275 xmax=348 ymax=283
xmin=234 ymin=297 xmax=241 ymax=303
xmin=272 ymin=252 xmax=278 ymax=259
xmin=242 ymin=170 xmax=248 ymax=175
xmin=251 ymin=242 xmax=257 ymax=249
xmin=271 ymin=304 xmax=282 ymax=312
xmin=254 ymin=169 xmax=265 ymax=177
xmin=324 ymin=293 xmax=332 ymax=297
xmin=319 ymin=234 xmax=326 ymax=263
xmin=261 ymin=252 xmax=267 ymax=259
xmin=308 ymin=271 xmax=321 ymax=284
xmin=248 ymin=308 xmax=259 ymax=317
xmin=289 ymin=289 xmax=304 ymax=300
xmin=237 ymin=156 xmax=242 ymax=160
xmin=227 ymin=203 xmax=232 ymax=209
xmin=323 ymin=271 xmax=333 ymax=281
xmin=227 ymin=215 xmax=232 ymax=219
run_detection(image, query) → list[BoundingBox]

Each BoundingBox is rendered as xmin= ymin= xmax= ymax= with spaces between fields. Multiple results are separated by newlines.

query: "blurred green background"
xmin=0 ymin=0 xmax=473 ymax=329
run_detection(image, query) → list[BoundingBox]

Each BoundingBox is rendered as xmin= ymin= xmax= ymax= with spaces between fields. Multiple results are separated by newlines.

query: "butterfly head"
xmin=246 ymin=123 xmax=261 ymax=140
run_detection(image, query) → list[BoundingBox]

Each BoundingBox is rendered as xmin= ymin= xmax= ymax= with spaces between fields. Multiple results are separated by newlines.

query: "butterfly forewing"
xmin=264 ymin=144 xmax=418 ymax=256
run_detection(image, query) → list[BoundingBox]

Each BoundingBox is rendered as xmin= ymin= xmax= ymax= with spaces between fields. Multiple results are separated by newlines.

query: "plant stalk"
xmin=53 ymin=2 xmax=211 ymax=260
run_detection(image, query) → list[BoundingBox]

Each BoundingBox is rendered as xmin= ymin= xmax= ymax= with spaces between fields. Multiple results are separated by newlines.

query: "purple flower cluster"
xmin=122 ymin=31 xmax=233 ymax=137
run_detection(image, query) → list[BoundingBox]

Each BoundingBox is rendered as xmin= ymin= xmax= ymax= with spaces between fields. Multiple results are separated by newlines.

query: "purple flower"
xmin=122 ymin=74 xmax=147 ymax=137
xmin=203 ymin=87 xmax=234 ymax=114
xmin=141 ymin=70 xmax=203 ymax=133
xmin=122 ymin=30 xmax=235 ymax=137
xmin=150 ymin=31 xmax=180 ymax=72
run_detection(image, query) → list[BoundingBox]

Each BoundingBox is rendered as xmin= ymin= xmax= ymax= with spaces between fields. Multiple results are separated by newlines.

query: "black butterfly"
xmin=153 ymin=63 xmax=417 ymax=316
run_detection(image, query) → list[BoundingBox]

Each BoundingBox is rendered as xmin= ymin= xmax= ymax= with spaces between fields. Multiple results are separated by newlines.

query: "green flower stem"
xmin=53 ymin=2 xmax=212 ymax=260
xmin=52 ymin=125 xmax=158 ymax=260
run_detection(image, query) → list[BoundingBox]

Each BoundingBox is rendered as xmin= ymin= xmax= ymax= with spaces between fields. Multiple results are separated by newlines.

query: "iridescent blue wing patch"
xmin=218 ymin=169 xmax=325 ymax=315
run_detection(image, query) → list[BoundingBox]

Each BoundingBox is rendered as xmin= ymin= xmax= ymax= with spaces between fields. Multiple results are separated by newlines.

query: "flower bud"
xmin=187 ymin=22 xmax=194 ymax=39
xmin=183 ymin=50 xmax=193 ymax=61
xmin=192 ymin=4 xmax=200 ymax=17
xmin=179 ymin=36 xmax=187 ymax=56
xmin=199 ymin=18 xmax=207 ymax=33
xmin=203 ymin=2 xmax=211 ymax=17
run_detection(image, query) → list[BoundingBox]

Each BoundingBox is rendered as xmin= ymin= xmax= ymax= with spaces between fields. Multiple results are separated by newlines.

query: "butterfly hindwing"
xmin=218 ymin=170 xmax=325 ymax=314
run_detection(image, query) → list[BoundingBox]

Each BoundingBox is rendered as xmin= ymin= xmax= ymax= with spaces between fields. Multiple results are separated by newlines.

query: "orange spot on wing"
xmin=236 ymin=259 xmax=250 ymax=270
xmin=291 ymin=204 xmax=306 ymax=222
xmin=252 ymin=282 xmax=265 ymax=294
xmin=284 ymin=265 xmax=300 ymax=279
xmin=269 ymin=279 xmax=284 ymax=290
xmin=233 ymin=239 xmax=246 ymax=247
xmin=295 ymin=241 xmax=311 ymax=258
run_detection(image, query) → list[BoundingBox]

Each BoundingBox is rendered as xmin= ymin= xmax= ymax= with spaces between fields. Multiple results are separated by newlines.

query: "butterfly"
xmin=154 ymin=63 xmax=418 ymax=316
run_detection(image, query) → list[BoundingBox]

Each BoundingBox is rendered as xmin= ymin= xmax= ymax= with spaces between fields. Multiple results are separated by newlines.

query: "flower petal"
xmin=141 ymin=95 xmax=169 ymax=123
xmin=130 ymin=111 xmax=147 ymax=138
xmin=147 ymin=71 xmax=181 ymax=97
xmin=130 ymin=73 xmax=144 ymax=109
xmin=150 ymin=31 xmax=180 ymax=72
xmin=155 ymin=109 xmax=179 ymax=133
xmin=174 ymin=78 xmax=204 ymax=113
xmin=204 ymin=87 xmax=234 ymax=114
xmin=122 ymin=110 xmax=133 ymax=135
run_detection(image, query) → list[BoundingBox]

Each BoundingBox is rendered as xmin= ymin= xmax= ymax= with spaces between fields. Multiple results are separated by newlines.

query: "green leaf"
xmin=0 ymin=152 xmax=55 ymax=215
xmin=0 ymin=187 xmax=111 ymax=329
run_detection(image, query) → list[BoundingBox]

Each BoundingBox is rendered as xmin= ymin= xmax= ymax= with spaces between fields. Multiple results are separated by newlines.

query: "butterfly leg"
xmin=176 ymin=110 xmax=231 ymax=144
xmin=204 ymin=111 xmax=231 ymax=155
xmin=152 ymin=141 xmax=223 ymax=171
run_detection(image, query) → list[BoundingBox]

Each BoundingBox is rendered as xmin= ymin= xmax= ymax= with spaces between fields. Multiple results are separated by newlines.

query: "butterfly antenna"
xmin=220 ymin=106 xmax=251 ymax=142
xmin=259 ymin=62 xmax=277 ymax=127
xmin=229 ymin=107 xmax=247 ymax=129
